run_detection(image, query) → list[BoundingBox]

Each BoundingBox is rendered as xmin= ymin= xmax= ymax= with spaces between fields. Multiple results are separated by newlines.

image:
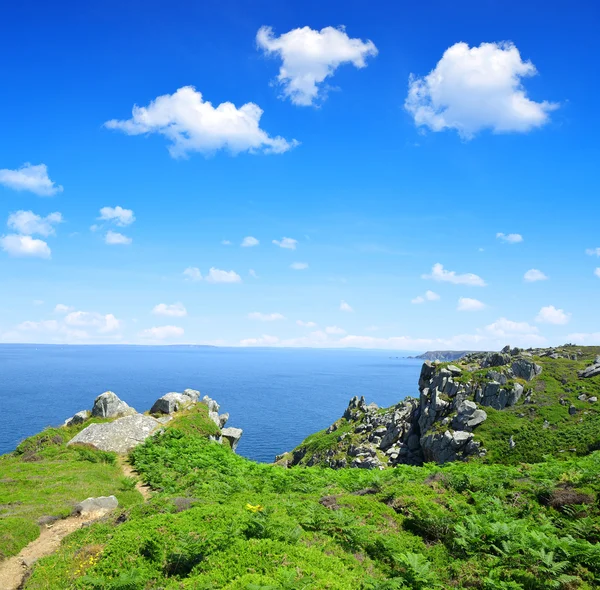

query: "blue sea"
xmin=0 ymin=345 xmax=423 ymax=462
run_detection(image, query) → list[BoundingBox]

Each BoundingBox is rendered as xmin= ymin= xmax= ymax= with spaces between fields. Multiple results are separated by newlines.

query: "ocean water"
xmin=0 ymin=345 xmax=423 ymax=462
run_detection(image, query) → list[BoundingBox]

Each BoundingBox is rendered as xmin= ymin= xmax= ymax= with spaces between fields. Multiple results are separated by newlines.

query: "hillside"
xmin=0 ymin=346 xmax=599 ymax=589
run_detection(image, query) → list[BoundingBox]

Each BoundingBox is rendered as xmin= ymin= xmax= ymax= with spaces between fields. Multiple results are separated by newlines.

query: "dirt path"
xmin=0 ymin=457 xmax=152 ymax=589
xmin=0 ymin=511 xmax=107 ymax=590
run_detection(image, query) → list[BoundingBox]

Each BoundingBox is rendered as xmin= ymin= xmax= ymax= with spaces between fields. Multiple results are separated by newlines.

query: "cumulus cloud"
xmin=98 ymin=206 xmax=135 ymax=226
xmin=457 ymin=297 xmax=486 ymax=311
xmin=297 ymin=320 xmax=317 ymax=327
xmin=105 ymin=230 xmax=132 ymax=245
xmin=411 ymin=290 xmax=440 ymax=304
xmin=65 ymin=311 xmax=121 ymax=333
xmin=290 ymin=262 xmax=308 ymax=270
xmin=586 ymin=248 xmax=600 ymax=256
xmin=7 ymin=211 xmax=63 ymax=237
xmin=405 ymin=41 xmax=557 ymax=138
xmin=241 ymin=236 xmax=259 ymax=247
xmin=567 ymin=332 xmax=600 ymax=345
xmin=183 ymin=267 xmax=202 ymax=281
xmin=105 ymin=86 xmax=298 ymax=157
xmin=139 ymin=325 xmax=184 ymax=340
xmin=485 ymin=317 xmax=539 ymax=337
xmin=206 ymin=267 xmax=242 ymax=283
xmin=54 ymin=304 xmax=74 ymax=314
xmin=340 ymin=300 xmax=354 ymax=312
xmin=595 ymin=268 xmax=600 ymax=278
xmin=422 ymin=263 xmax=486 ymax=286
xmin=497 ymin=232 xmax=523 ymax=244
xmin=325 ymin=325 xmax=346 ymax=334
xmin=248 ymin=312 xmax=286 ymax=321
xmin=273 ymin=237 xmax=298 ymax=250
xmin=524 ymin=269 xmax=548 ymax=282
xmin=256 ymin=25 xmax=378 ymax=106
xmin=152 ymin=302 xmax=187 ymax=317
xmin=536 ymin=305 xmax=571 ymax=325
xmin=1 ymin=234 xmax=51 ymax=258
xmin=0 ymin=163 xmax=63 ymax=196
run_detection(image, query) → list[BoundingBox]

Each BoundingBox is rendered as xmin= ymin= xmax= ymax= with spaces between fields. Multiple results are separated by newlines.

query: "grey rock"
xmin=509 ymin=436 xmax=516 ymax=450
xmin=511 ymin=359 xmax=542 ymax=381
xmin=200 ymin=395 xmax=220 ymax=413
xmin=64 ymin=410 xmax=90 ymax=427
xmin=208 ymin=411 xmax=221 ymax=427
xmin=589 ymin=396 xmax=598 ymax=403
xmin=183 ymin=388 xmax=201 ymax=402
xmin=579 ymin=363 xmax=600 ymax=378
xmin=221 ymin=427 xmax=243 ymax=452
xmin=569 ymin=404 xmax=577 ymax=416
xmin=68 ymin=414 xmax=161 ymax=453
xmin=150 ymin=392 xmax=195 ymax=415
xmin=218 ymin=413 xmax=229 ymax=427
xmin=501 ymin=345 xmax=511 ymax=354
xmin=91 ymin=391 xmax=136 ymax=419
xmin=446 ymin=364 xmax=462 ymax=376
xmin=73 ymin=495 xmax=118 ymax=516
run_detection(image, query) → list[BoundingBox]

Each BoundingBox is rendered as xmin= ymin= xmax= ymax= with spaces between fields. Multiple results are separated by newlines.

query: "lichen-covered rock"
xmin=511 ymin=359 xmax=542 ymax=381
xmin=150 ymin=392 xmax=195 ymax=415
xmin=64 ymin=410 xmax=90 ymax=427
xmin=221 ymin=427 xmax=243 ymax=452
xmin=73 ymin=495 xmax=118 ymax=516
xmin=68 ymin=414 xmax=161 ymax=453
xmin=91 ymin=391 xmax=137 ymax=418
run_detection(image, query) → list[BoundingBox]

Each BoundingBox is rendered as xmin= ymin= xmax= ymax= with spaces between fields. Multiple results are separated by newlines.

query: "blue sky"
xmin=0 ymin=0 xmax=599 ymax=349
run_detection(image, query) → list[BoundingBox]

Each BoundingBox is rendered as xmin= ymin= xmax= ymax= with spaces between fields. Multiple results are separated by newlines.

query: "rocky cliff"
xmin=279 ymin=345 xmax=600 ymax=469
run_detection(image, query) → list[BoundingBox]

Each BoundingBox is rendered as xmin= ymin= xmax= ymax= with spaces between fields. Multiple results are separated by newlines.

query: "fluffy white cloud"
xmin=422 ymin=263 xmax=486 ymax=286
xmin=290 ymin=262 xmax=308 ymax=270
xmin=7 ymin=211 xmax=63 ymax=237
xmin=241 ymin=236 xmax=259 ymax=247
xmin=496 ymin=232 xmax=523 ymax=244
xmin=273 ymin=237 xmax=298 ymax=250
xmin=325 ymin=325 xmax=346 ymax=334
xmin=340 ymin=300 xmax=354 ymax=312
xmin=405 ymin=42 xmax=557 ymax=138
xmin=54 ymin=304 xmax=74 ymax=314
xmin=140 ymin=325 xmax=184 ymax=340
xmin=0 ymin=163 xmax=63 ymax=196
xmin=65 ymin=311 xmax=121 ymax=333
xmin=567 ymin=332 xmax=600 ymax=345
xmin=183 ymin=267 xmax=202 ymax=281
xmin=1 ymin=234 xmax=51 ymax=258
xmin=105 ymin=86 xmax=297 ymax=157
xmin=411 ymin=290 xmax=440 ymax=304
xmin=485 ymin=317 xmax=539 ymax=337
xmin=206 ymin=267 xmax=242 ymax=284
xmin=296 ymin=320 xmax=317 ymax=328
xmin=524 ymin=269 xmax=548 ymax=282
xmin=457 ymin=297 xmax=486 ymax=311
xmin=105 ymin=230 xmax=132 ymax=245
xmin=152 ymin=302 xmax=187 ymax=317
xmin=595 ymin=268 xmax=600 ymax=278
xmin=256 ymin=25 xmax=378 ymax=106
xmin=98 ymin=206 xmax=135 ymax=226
xmin=536 ymin=305 xmax=571 ymax=325
xmin=585 ymin=248 xmax=600 ymax=256
xmin=248 ymin=312 xmax=286 ymax=321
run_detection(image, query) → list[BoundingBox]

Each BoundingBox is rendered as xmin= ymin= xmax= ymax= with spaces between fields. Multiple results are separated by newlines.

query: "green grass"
xmin=163 ymin=403 xmax=221 ymax=438
xmin=0 ymin=423 xmax=143 ymax=559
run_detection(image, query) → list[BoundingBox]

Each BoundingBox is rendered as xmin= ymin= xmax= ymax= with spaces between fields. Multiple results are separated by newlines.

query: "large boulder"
xmin=150 ymin=392 xmax=195 ymax=415
xmin=578 ymin=358 xmax=600 ymax=378
xmin=68 ymin=414 xmax=160 ymax=453
xmin=73 ymin=495 xmax=118 ymax=516
xmin=64 ymin=410 xmax=90 ymax=427
xmin=511 ymin=359 xmax=542 ymax=381
xmin=451 ymin=400 xmax=487 ymax=431
xmin=91 ymin=391 xmax=137 ymax=418
xmin=221 ymin=427 xmax=243 ymax=452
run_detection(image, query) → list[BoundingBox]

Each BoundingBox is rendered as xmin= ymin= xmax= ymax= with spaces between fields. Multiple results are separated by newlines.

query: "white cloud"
xmin=240 ymin=334 xmax=280 ymax=347
xmin=54 ymin=304 xmax=74 ymax=314
xmin=105 ymin=86 xmax=297 ymax=157
xmin=140 ymin=325 xmax=185 ymax=340
xmin=411 ymin=290 xmax=440 ymax=304
xmin=152 ymin=302 xmax=187 ymax=317
xmin=18 ymin=319 xmax=60 ymax=332
xmin=485 ymin=317 xmax=539 ymax=337
xmin=595 ymin=268 xmax=600 ymax=278
xmin=422 ymin=263 xmax=486 ymax=286
xmin=98 ymin=206 xmax=135 ymax=226
xmin=7 ymin=211 xmax=63 ymax=237
xmin=249 ymin=269 xmax=258 ymax=278
xmin=290 ymin=262 xmax=308 ymax=270
xmin=65 ymin=311 xmax=121 ymax=333
xmin=524 ymin=269 xmax=548 ymax=282
xmin=248 ymin=312 xmax=286 ymax=321
xmin=206 ymin=267 xmax=242 ymax=284
xmin=1 ymin=234 xmax=51 ymax=258
xmin=405 ymin=41 xmax=557 ymax=139
xmin=496 ymin=232 xmax=523 ymax=244
xmin=256 ymin=25 xmax=378 ymax=106
xmin=296 ymin=320 xmax=317 ymax=328
xmin=241 ymin=236 xmax=259 ymax=247
xmin=273 ymin=237 xmax=298 ymax=250
xmin=0 ymin=163 xmax=63 ymax=196
xmin=585 ymin=248 xmax=600 ymax=256
xmin=457 ymin=297 xmax=486 ymax=312
xmin=105 ymin=230 xmax=132 ymax=245
xmin=567 ymin=332 xmax=600 ymax=345
xmin=325 ymin=325 xmax=346 ymax=334
xmin=183 ymin=267 xmax=202 ymax=281
xmin=340 ymin=300 xmax=354 ymax=312
xmin=536 ymin=305 xmax=571 ymax=325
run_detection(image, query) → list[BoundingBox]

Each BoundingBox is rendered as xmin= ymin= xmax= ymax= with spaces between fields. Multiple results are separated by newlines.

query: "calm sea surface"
xmin=0 ymin=345 xmax=423 ymax=462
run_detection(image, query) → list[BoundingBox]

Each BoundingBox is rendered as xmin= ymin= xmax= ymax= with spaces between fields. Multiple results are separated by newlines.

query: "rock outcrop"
xmin=73 ymin=495 xmax=119 ymax=516
xmin=150 ymin=392 xmax=196 ymax=415
xmin=91 ymin=391 xmax=137 ymax=419
xmin=579 ymin=356 xmax=600 ymax=379
xmin=64 ymin=410 xmax=90 ymax=427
